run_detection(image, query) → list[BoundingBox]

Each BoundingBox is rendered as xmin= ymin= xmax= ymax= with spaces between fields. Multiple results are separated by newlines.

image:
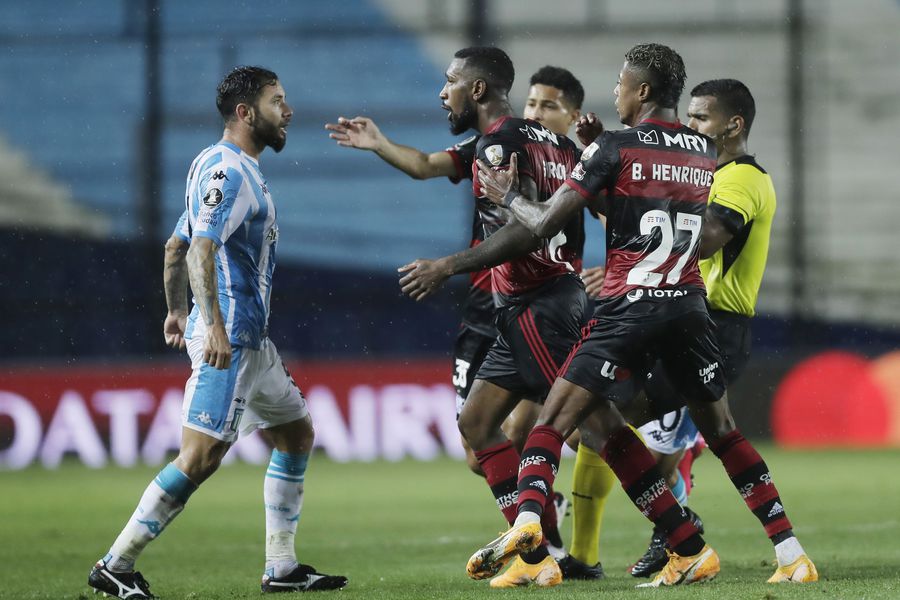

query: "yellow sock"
xmin=569 ymin=444 xmax=616 ymax=566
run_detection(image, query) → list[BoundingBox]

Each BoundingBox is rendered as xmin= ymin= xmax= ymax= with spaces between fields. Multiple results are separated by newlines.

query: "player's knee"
xmin=175 ymin=444 xmax=228 ymax=483
xmin=465 ymin=449 xmax=485 ymax=476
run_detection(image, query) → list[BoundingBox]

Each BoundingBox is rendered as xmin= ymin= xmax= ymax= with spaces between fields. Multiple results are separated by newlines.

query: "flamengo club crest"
xmin=485 ymin=145 xmax=504 ymax=166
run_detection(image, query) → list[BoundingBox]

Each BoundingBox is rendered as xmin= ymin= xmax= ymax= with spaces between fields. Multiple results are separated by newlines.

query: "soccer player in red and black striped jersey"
xmin=398 ymin=47 xmax=589 ymax=588
xmin=471 ymin=43 xmax=816 ymax=587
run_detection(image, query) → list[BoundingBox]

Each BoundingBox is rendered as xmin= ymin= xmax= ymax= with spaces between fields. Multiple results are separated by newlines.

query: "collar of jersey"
xmin=219 ymin=141 xmax=260 ymax=166
xmin=485 ymin=115 xmax=513 ymax=134
xmin=640 ymin=117 xmax=681 ymax=129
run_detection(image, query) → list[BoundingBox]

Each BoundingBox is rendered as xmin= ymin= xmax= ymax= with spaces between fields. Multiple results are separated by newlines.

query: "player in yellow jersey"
xmin=631 ymin=79 xmax=815 ymax=583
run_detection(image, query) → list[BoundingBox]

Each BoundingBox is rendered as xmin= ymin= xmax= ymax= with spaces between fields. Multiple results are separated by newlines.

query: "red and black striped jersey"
xmin=445 ymin=134 xmax=495 ymax=335
xmin=566 ymin=118 xmax=715 ymax=305
xmin=472 ymin=116 xmax=582 ymax=306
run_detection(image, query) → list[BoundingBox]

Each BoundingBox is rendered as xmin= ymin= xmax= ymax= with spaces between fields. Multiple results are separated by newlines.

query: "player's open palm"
xmin=325 ymin=116 xmax=383 ymax=150
xmin=163 ymin=311 xmax=187 ymax=350
xmin=476 ymin=152 xmax=519 ymax=206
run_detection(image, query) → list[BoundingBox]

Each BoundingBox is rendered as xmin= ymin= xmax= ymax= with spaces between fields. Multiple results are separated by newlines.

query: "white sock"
xmin=104 ymin=463 xmax=197 ymax=572
xmin=774 ymin=536 xmax=805 ymax=567
xmin=264 ymin=450 xmax=308 ymax=578
xmin=513 ymin=510 xmax=541 ymax=528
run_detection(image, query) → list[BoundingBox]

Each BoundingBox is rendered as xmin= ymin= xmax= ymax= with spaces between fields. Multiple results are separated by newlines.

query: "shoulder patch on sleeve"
xmin=485 ymin=144 xmax=504 ymax=166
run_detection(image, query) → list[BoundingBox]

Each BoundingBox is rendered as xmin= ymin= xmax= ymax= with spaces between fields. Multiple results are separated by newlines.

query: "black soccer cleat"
xmin=629 ymin=527 xmax=668 ymax=578
xmin=630 ymin=507 xmax=706 ymax=578
xmin=557 ymin=554 xmax=605 ymax=580
xmin=88 ymin=561 xmax=156 ymax=599
xmin=261 ymin=563 xmax=348 ymax=593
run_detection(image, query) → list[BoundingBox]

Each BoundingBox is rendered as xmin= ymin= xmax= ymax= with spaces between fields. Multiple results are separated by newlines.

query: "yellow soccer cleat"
xmin=636 ymin=545 xmax=720 ymax=588
xmin=466 ymin=522 xmax=543 ymax=580
xmin=767 ymin=555 xmax=818 ymax=583
xmin=489 ymin=555 xmax=562 ymax=588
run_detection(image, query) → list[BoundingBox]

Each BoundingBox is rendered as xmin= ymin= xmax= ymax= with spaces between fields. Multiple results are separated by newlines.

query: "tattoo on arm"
xmin=186 ymin=238 xmax=223 ymax=327
xmin=163 ymin=236 xmax=190 ymax=313
xmin=446 ymin=219 xmax=542 ymax=275
xmin=508 ymin=185 xmax=587 ymax=238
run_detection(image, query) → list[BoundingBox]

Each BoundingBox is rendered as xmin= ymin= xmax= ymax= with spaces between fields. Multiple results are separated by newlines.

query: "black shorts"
xmin=644 ymin=309 xmax=751 ymax=415
xmin=561 ymin=294 xmax=727 ymax=406
xmin=476 ymin=274 xmax=589 ymax=401
xmin=452 ymin=324 xmax=495 ymax=400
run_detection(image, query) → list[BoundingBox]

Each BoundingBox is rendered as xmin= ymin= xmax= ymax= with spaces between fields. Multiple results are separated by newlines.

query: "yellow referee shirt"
xmin=699 ymin=155 xmax=776 ymax=317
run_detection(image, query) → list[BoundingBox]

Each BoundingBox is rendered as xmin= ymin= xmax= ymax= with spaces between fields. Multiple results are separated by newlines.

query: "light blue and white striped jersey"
xmin=175 ymin=141 xmax=278 ymax=350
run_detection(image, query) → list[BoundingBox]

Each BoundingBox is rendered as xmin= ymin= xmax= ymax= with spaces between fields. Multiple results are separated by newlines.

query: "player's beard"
xmin=252 ymin=114 xmax=287 ymax=153
xmin=448 ymin=98 xmax=477 ymax=135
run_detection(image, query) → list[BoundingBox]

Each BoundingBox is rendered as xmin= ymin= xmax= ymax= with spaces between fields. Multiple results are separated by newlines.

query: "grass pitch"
xmin=1 ymin=445 xmax=898 ymax=599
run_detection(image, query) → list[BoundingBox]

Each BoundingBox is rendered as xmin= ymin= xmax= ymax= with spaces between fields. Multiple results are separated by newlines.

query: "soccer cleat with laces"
xmin=630 ymin=507 xmax=705 ymax=578
xmin=629 ymin=527 xmax=667 ymax=577
xmin=261 ymin=563 xmax=348 ymax=593
xmin=557 ymin=554 xmax=604 ymax=580
xmin=767 ymin=555 xmax=818 ymax=583
xmin=88 ymin=561 xmax=156 ymax=599
xmin=489 ymin=555 xmax=563 ymax=588
xmin=466 ymin=521 xmax=543 ymax=580
xmin=636 ymin=545 xmax=720 ymax=588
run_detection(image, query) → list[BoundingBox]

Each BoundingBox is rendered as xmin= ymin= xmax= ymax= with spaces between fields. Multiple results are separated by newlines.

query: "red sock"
xmin=473 ymin=440 xmax=520 ymax=525
xmin=602 ymin=426 xmax=704 ymax=555
xmin=709 ymin=430 xmax=793 ymax=539
xmin=516 ymin=425 xmax=564 ymax=510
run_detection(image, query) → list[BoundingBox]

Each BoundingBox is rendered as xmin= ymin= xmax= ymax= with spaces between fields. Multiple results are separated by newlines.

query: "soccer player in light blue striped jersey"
xmin=88 ymin=66 xmax=347 ymax=599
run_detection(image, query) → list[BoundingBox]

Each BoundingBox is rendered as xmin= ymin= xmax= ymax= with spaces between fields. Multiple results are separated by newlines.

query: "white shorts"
xmin=182 ymin=337 xmax=309 ymax=443
xmin=637 ymin=407 xmax=699 ymax=456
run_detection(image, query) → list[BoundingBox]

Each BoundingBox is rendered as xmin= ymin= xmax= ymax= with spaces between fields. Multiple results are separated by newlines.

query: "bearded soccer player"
xmin=398 ymin=46 xmax=587 ymax=588
xmin=326 ymin=65 xmax=608 ymax=574
xmin=87 ymin=67 xmax=347 ymax=599
xmin=471 ymin=43 xmax=817 ymax=587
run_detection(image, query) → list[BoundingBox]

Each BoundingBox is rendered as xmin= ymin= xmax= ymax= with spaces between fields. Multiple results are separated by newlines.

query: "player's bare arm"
xmin=325 ymin=116 xmax=457 ymax=180
xmin=186 ymin=237 xmax=231 ymax=370
xmin=398 ymin=219 xmax=541 ymax=302
xmin=699 ymin=211 xmax=735 ymax=259
xmin=162 ymin=234 xmax=190 ymax=350
xmin=399 ymin=173 xmax=543 ymax=301
xmin=477 ymin=153 xmax=589 ymax=238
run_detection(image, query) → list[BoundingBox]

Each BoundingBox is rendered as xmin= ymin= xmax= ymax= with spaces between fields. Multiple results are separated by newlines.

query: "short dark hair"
xmin=216 ymin=66 xmax=279 ymax=121
xmin=624 ymin=43 xmax=686 ymax=109
xmin=691 ymin=78 xmax=756 ymax=135
xmin=454 ymin=46 xmax=515 ymax=97
xmin=529 ymin=66 xmax=585 ymax=110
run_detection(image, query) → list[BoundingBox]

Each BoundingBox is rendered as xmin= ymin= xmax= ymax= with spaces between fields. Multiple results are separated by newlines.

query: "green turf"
xmin=1 ymin=445 xmax=898 ymax=599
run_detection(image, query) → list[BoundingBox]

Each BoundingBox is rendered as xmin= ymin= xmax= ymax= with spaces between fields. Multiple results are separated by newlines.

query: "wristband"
xmin=501 ymin=190 xmax=518 ymax=209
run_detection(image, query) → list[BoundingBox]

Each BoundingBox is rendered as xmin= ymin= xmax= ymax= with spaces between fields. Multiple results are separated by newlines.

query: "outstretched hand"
xmin=325 ymin=116 xmax=383 ymax=150
xmin=575 ymin=112 xmax=604 ymax=147
xmin=476 ymin=152 xmax=519 ymax=207
xmin=398 ymin=259 xmax=451 ymax=301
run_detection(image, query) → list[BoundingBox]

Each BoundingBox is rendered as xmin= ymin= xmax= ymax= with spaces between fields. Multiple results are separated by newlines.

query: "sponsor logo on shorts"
xmin=699 ymin=362 xmax=718 ymax=384
xmin=196 ymin=411 xmax=213 ymax=426
xmin=600 ymin=361 xmax=630 ymax=382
